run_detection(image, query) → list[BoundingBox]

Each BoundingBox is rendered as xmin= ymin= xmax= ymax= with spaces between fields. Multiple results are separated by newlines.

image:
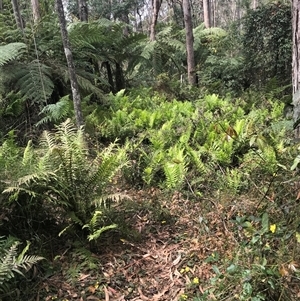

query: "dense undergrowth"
xmin=1 ymin=87 xmax=300 ymax=300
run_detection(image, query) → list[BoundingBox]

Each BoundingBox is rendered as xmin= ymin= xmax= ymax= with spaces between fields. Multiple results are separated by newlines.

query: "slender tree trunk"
xmin=183 ymin=0 xmax=196 ymax=85
xmin=102 ymin=61 xmax=115 ymax=93
xmin=78 ymin=0 xmax=88 ymax=22
xmin=150 ymin=0 xmax=162 ymax=41
xmin=31 ymin=0 xmax=40 ymax=23
xmin=203 ymin=0 xmax=211 ymax=28
xmin=293 ymin=0 xmax=300 ymax=137
xmin=11 ymin=0 xmax=24 ymax=31
xmin=56 ymin=0 xmax=83 ymax=127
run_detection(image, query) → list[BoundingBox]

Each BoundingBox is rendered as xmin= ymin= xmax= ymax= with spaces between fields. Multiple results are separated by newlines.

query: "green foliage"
xmin=3 ymin=119 xmax=129 ymax=242
xmin=83 ymin=210 xmax=118 ymax=241
xmin=101 ymin=89 xmax=291 ymax=193
xmin=0 ymin=236 xmax=43 ymax=294
xmin=36 ymin=95 xmax=73 ymax=126
xmin=0 ymin=43 xmax=26 ymax=66
xmin=241 ymin=2 xmax=292 ymax=89
xmin=195 ymin=211 xmax=296 ymax=300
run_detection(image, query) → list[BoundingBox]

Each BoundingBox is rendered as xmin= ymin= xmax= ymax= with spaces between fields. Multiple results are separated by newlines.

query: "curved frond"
xmin=36 ymin=95 xmax=72 ymax=127
xmin=0 ymin=43 xmax=26 ymax=66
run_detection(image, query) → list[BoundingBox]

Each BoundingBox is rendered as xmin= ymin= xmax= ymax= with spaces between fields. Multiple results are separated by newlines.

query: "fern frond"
xmin=93 ymin=192 xmax=132 ymax=208
xmin=36 ymin=95 xmax=72 ymax=127
xmin=83 ymin=210 xmax=117 ymax=242
xmin=4 ymin=60 xmax=54 ymax=104
xmin=0 ymin=43 xmax=26 ymax=66
xmin=0 ymin=238 xmax=43 ymax=293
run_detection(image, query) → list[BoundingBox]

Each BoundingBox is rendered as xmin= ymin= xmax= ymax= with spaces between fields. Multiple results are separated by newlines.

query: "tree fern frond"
xmin=36 ymin=95 xmax=73 ymax=127
xmin=15 ymin=60 xmax=54 ymax=104
xmin=76 ymin=72 xmax=106 ymax=98
xmin=0 ymin=43 xmax=26 ymax=66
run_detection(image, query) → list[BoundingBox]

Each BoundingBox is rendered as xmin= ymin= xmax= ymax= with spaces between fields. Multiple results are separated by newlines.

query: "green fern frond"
xmin=87 ymin=224 xmax=118 ymax=241
xmin=83 ymin=210 xmax=117 ymax=242
xmin=0 ymin=43 xmax=26 ymax=66
xmin=17 ymin=60 xmax=54 ymax=104
xmin=0 ymin=237 xmax=43 ymax=293
xmin=36 ymin=95 xmax=72 ymax=127
xmin=4 ymin=60 xmax=54 ymax=104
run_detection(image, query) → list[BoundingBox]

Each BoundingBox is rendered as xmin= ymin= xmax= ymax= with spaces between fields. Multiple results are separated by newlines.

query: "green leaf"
xmin=226 ymin=264 xmax=237 ymax=274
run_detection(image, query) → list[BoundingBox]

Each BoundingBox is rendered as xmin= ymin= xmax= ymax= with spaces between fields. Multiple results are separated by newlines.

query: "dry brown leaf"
xmin=172 ymin=254 xmax=181 ymax=266
xmin=78 ymin=273 xmax=90 ymax=281
xmin=279 ymin=265 xmax=289 ymax=277
xmin=137 ymin=287 xmax=149 ymax=300
xmin=88 ymin=286 xmax=96 ymax=294
xmin=104 ymin=285 xmax=110 ymax=301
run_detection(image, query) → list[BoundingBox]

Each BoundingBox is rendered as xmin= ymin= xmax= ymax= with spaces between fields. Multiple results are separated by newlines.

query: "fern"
xmin=0 ymin=237 xmax=43 ymax=293
xmin=0 ymin=43 xmax=26 ymax=66
xmin=83 ymin=211 xmax=117 ymax=242
xmin=163 ymin=145 xmax=187 ymax=189
xmin=36 ymin=95 xmax=72 ymax=126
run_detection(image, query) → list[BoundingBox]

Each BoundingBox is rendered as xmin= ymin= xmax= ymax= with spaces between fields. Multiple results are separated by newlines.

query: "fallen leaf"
xmin=172 ymin=254 xmax=182 ymax=266
xmin=78 ymin=273 xmax=90 ymax=281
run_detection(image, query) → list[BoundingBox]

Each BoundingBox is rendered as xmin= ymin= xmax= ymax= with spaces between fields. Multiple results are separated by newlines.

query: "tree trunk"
xmin=31 ymin=0 xmax=40 ymax=23
xmin=11 ymin=0 xmax=24 ymax=31
xmin=102 ymin=61 xmax=115 ymax=93
xmin=183 ymin=0 xmax=196 ymax=85
xmin=56 ymin=0 xmax=83 ymax=128
xmin=203 ymin=0 xmax=211 ymax=28
xmin=150 ymin=0 xmax=162 ymax=41
xmin=293 ymin=0 xmax=300 ymax=137
xmin=78 ymin=0 xmax=88 ymax=22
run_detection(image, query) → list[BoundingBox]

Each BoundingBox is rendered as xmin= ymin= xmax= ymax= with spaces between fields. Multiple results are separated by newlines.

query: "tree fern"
xmin=3 ymin=60 xmax=54 ymax=105
xmin=36 ymin=95 xmax=72 ymax=126
xmin=0 ymin=43 xmax=26 ymax=66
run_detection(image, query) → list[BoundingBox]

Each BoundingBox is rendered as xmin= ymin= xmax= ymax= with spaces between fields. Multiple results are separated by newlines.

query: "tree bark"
xmin=31 ymin=0 xmax=40 ymax=23
xmin=203 ymin=0 xmax=211 ymax=28
xmin=150 ymin=0 xmax=162 ymax=41
xmin=78 ymin=0 xmax=88 ymax=22
xmin=293 ymin=0 xmax=300 ymax=137
xmin=11 ymin=0 xmax=24 ymax=31
xmin=56 ymin=0 xmax=83 ymax=128
xmin=183 ymin=0 xmax=196 ymax=85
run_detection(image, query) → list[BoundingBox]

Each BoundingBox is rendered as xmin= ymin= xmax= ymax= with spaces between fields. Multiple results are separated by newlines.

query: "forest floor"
xmin=37 ymin=186 xmax=254 ymax=301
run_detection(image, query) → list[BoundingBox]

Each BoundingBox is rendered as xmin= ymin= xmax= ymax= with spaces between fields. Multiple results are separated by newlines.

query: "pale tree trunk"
xmin=11 ymin=0 xmax=24 ymax=31
xmin=252 ymin=0 xmax=257 ymax=10
xmin=183 ymin=0 xmax=196 ymax=85
xmin=293 ymin=0 xmax=300 ymax=137
xmin=56 ymin=0 xmax=83 ymax=127
xmin=150 ymin=0 xmax=162 ymax=41
xmin=78 ymin=0 xmax=88 ymax=22
xmin=203 ymin=0 xmax=211 ymax=28
xmin=31 ymin=0 xmax=40 ymax=23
